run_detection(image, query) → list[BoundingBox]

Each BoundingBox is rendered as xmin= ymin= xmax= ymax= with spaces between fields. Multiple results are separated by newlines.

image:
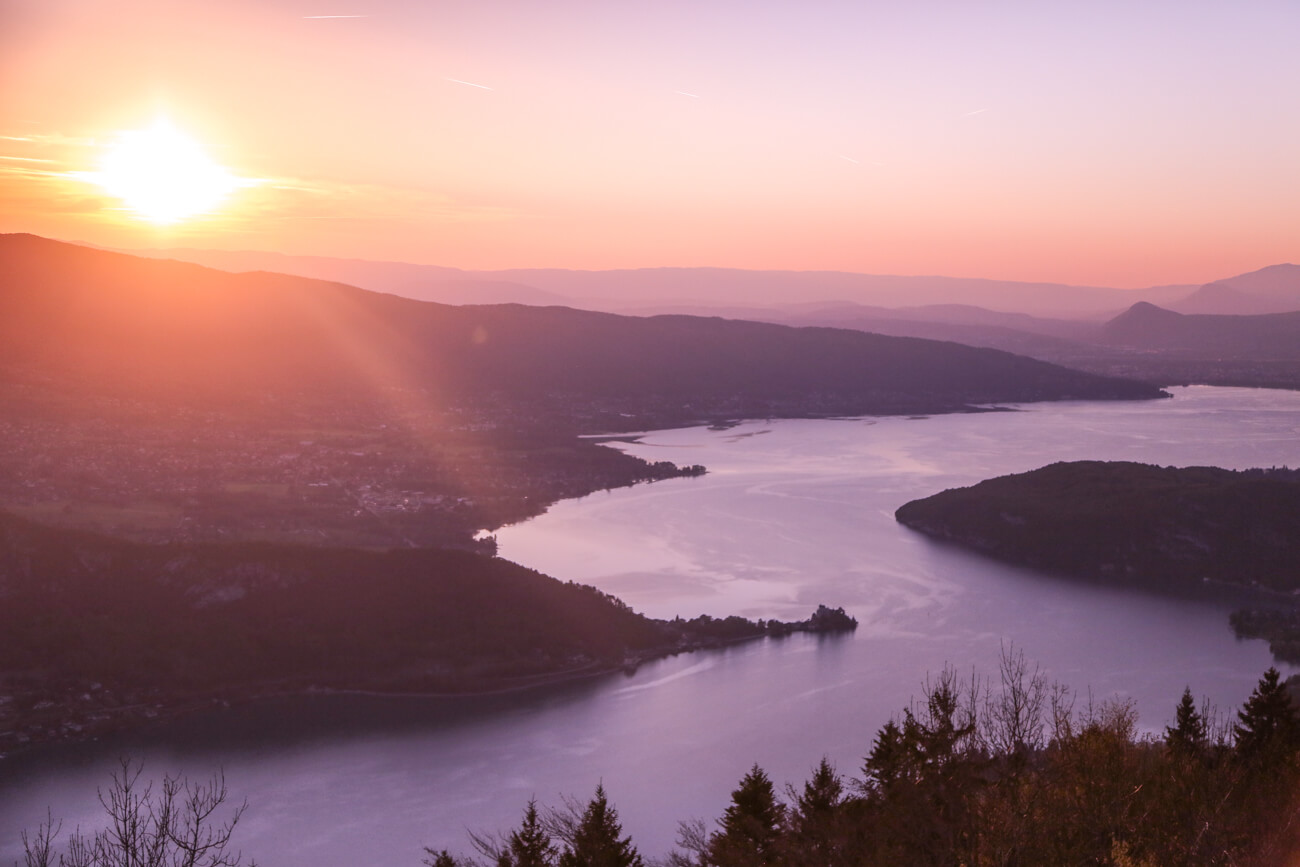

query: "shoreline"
xmin=0 ymin=626 xmax=827 ymax=761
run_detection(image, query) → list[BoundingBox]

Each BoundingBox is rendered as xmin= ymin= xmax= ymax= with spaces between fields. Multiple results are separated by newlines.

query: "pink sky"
xmin=2 ymin=0 xmax=1297 ymax=288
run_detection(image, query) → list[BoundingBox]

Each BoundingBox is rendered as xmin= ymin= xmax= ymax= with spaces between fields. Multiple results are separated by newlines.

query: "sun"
xmin=90 ymin=119 xmax=243 ymax=224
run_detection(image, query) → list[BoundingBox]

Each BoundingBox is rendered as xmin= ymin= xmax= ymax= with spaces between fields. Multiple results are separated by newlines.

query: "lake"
xmin=3 ymin=386 xmax=1297 ymax=865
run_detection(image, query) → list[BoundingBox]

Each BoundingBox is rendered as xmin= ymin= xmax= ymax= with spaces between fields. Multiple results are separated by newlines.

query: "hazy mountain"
xmin=1218 ymin=263 xmax=1300 ymax=300
xmin=1169 ymin=282 xmax=1286 ymax=315
xmin=1100 ymin=302 xmax=1300 ymax=359
xmin=117 ymin=243 xmax=1196 ymax=318
xmin=113 ymin=245 xmax=574 ymax=306
xmin=1166 ymin=265 xmax=1300 ymax=315
xmin=1 ymin=234 xmax=1165 ymax=422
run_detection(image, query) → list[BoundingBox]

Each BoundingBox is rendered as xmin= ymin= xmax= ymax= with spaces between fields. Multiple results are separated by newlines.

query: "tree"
xmin=784 ymin=758 xmax=849 ymax=867
xmin=507 ymin=799 xmax=558 ymax=867
xmin=791 ymin=757 xmax=844 ymax=821
xmin=21 ymin=758 xmax=253 ymax=867
xmin=1164 ymin=687 xmax=1207 ymax=754
xmin=421 ymin=850 xmax=462 ymax=867
xmin=708 ymin=764 xmax=786 ymax=866
xmin=861 ymin=718 xmax=912 ymax=795
xmin=558 ymin=784 xmax=642 ymax=867
xmin=1234 ymin=667 xmax=1300 ymax=764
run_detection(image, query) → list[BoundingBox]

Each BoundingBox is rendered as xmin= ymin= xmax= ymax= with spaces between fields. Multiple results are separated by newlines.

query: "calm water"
xmin=3 ymin=386 xmax=1298 ymax=865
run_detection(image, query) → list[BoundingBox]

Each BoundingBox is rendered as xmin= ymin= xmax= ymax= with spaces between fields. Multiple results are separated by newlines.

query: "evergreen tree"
xmin=507 ymin=799 xmax=558 ymax=867
xmin=786 ymin=758 xmax=849 ymax=867
xmin=708 ymin=764 xmax=786 ymax=866
xmin=421 ymin=850 xmax=461 ymax=867
xmin=1234 ymin=667 xmax=1300 ymax=763
xmin=793 ymin=757 xmax=843 ymax=819
xmin=1164 ymin=687 xmax=1207 ymax=754
xmin=558 ymin=784 xmax=643 ymax=867
xmin=861 ymin=718 xmax=912 ymax=795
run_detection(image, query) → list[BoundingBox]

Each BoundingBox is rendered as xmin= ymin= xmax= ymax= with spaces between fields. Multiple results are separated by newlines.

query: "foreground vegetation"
xmin=23 ymin=655 xmax=1300 ymax=866
xmin=430 ymin=656 xmax=1300 ymax=867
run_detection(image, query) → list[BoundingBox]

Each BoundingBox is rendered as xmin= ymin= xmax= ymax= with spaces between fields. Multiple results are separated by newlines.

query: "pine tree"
xmin=558 ymin=784 xmax=643 ymax=867
xmin=861 ymin=718 xmax=914 ymax=795
xmin=1234 ymin=667 xmax=1300 ymax=764
xmin=507 ymin=799 xmax=558 ymax=867
xmin=786 ymin=758 xmax=848 ymax=867
xmin=793 ymin=757 xmax=844 ymax=819
xmin=1164 ymin=687 xmax=1207 ymax=754
xmin=708 ymin=764 xmax=786 ymax=866
xmin=421 ymin=851 xmax=461 ymax=867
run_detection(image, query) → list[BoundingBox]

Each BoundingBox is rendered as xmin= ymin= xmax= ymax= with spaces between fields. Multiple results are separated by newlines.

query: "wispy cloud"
xmin=838 ymin=154 xmax=860 ymax=165
xmin=963 ymin=108 xmax=989 ymax=117
xmin=675 ymin=91 xmax=701 ymax=99
xmin=445 ymin=78 xmax=493 ymax=91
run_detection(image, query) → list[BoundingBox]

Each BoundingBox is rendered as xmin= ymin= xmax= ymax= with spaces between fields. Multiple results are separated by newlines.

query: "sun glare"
xmin=90 ymin=119 xmax=243 ymax=224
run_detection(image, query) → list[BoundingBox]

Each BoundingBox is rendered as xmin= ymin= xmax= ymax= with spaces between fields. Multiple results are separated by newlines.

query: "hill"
xmin=895 ymin=461 xmax=1300 ymax=592
xmin=0 ymin=510 xmax=852 ymax=753
xmin=1 ymin=234 xmax=1165 ymax=420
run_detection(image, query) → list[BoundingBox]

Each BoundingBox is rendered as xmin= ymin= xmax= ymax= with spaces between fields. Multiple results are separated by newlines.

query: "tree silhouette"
xmin=558 ymin=784 xmax=642 ymax=867
xmin=709 ymin=764 xmax=786 ymax=866
xmin=1165 ymin=686 xmax=1208 ymax=754
xmin=1234 ymin=667 xmax=1300 ymax=764
xmin=506 ymin=799 xmax=558 ymax=867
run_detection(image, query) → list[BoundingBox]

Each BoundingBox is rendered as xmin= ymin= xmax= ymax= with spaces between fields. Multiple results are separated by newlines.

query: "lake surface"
xmin=3 ymin=386 xmax=1298 ymax=865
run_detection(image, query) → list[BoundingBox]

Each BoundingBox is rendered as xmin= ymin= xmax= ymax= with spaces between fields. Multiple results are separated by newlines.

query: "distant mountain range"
xmin=114 ymin=243 xmax=1300 ymax=320
xmin=1099 ymin=303 xmax=1300 ymax=359
xmin=109 ymin=243 xmax=1195 ymax=316
xmin=0 ymin=234 xmax=1164 ymax=421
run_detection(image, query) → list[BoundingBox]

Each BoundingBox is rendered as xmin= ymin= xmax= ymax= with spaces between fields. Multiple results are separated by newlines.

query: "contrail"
xmin=446 ymin=78 xmax=494 ymax=91
xmin=963 ymin=108 xmax=989 ymax=117
xmin=838 ymin=155 xmax=860 ymax=165
xmin=675 ymin=91 xmax=701 ymax=99
xmin=304 ymin=15 xmax=369 ymax=18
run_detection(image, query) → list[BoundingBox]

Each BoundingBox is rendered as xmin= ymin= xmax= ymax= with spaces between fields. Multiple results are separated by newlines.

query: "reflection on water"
xmin=4 ymin=387 xmax=1298 ymax=866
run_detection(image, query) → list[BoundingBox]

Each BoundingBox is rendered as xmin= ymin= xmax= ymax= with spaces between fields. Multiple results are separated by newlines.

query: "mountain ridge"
xmin=0 ymin=233 xmax=1167 ymax=423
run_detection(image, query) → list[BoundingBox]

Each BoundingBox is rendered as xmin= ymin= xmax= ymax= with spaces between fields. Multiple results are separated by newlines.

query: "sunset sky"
xmin=2 ymin=0 xmax=1297 ymax=287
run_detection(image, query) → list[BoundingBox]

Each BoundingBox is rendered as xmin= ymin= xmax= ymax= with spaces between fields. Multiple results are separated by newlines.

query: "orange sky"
xmin=2 ymin=0 xmax=1297 ymax=288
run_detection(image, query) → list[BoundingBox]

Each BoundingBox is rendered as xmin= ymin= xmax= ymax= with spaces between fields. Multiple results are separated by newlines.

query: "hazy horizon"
xmin=3 ymin=1 xmax=1298 ymax=288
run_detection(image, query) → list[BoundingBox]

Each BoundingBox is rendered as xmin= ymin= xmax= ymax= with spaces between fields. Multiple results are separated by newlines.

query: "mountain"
xmin=118 ymin=243 xmax=1194 ymax=317
xmin=1169 ymin=282 xmax=1290 ymax=315
xmin=1218 ymin=263 xmax=1300 ymax=300
xmin=113 ymin=245 xmax=574 ymax=306
xmin=1099 ymin=302 xmax=1300 ymax=359
xmin=1166 ymin=265 xmax=1300 ymax=316
xmin=0 ymin=234 xmax=1166 ymax=421
xmin=896 ymin=461 xmax=1300 ymax=593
